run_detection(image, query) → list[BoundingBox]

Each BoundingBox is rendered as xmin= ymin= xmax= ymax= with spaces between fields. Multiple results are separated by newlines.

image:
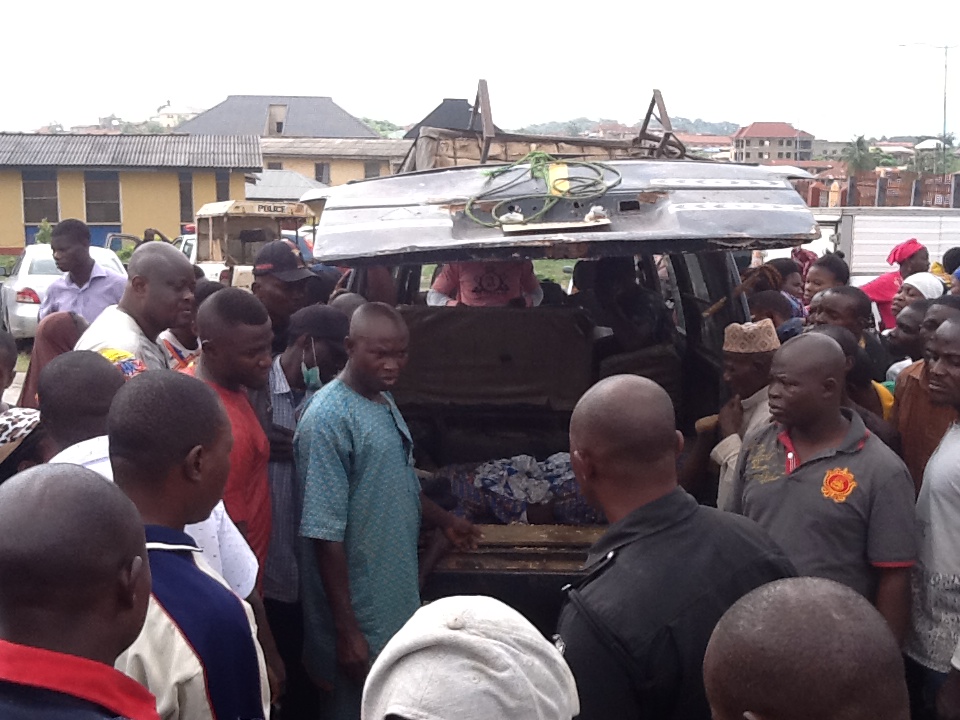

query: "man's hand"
xmin=267 ymin=425 xmax=294 ymax=462
xmin=443 ymin=514 xmax=483 ymax=551
xmin=336 ymin=627 xmax=370 ymax=685
xmin=266 ymin=661 xmax=286 ymax=703
xmin=718 ymin=396 xmax=744 ymax=439
xmin=939 ymin=669 xmax=960 ymax=720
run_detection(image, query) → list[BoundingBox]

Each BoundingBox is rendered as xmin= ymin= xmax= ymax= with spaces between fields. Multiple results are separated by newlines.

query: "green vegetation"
xmin=15 ymin=353 xmax=28 ymax=374
xmin=34 ymin=218 xmax=53 ymax=245
xmin=516 ymin=117 xmax=739 ymax=137
xmin=362 ymin=118 xmax=403 ymax=137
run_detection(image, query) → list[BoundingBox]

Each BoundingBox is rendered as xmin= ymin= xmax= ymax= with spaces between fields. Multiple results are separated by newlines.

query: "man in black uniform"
xmin=555 ymin=375 xmax=795 ymax=720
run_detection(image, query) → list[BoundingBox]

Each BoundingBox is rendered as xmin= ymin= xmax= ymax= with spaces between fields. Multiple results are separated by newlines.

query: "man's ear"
xmin=183 ymin=444 xmax=204 ymax=485
xmin=251 ymin=281 xmax=261 ymax=297
xmin=118 ymin=554 xmax=146 ymax=611
xmin=344 ymin=336 xmax=356 ymax=355
xmin=130 ymin=275 xmax=149 ymax=296
xmin=570 ymin=448 xmax=597 ymax=487
xmin=823 ymin=376 xmax=840 ymax=397
xmin=675 ymin=430 xmax=685 ymax=458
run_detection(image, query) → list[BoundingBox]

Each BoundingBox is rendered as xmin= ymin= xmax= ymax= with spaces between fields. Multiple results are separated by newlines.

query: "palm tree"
xmin=841 ymin=136 xmax=878 ymax=174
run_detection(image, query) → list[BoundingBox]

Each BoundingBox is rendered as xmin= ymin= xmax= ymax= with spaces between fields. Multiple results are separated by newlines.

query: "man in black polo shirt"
xmin=556 ymin=375 xmax=794 ymax=720
xmin=727 ymin=333 xmax=917 ymax=642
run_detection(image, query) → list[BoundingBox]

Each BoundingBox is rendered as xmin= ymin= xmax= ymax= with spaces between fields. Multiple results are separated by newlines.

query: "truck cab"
xmin=303 ymin=158 xmax=818 ymax=632
xmin=192 ymin=200 xmax=316 ymax=287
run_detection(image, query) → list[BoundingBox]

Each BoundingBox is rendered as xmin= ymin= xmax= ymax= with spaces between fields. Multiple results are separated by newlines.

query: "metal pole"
xmin=944 ymin=45 xmax=949 ymax=175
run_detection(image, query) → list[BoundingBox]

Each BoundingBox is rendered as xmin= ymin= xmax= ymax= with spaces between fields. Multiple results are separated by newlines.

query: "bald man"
xmin=295 ymin=302 xmax=480 ymax=720
xmin=728 ymin=334 xmax=917 ymax=642
xmin=704 ymin=577 xmax=909 ymax=720
xmin=555 ymin=375 xmax=794 ymax=720
xmin=76 ymin=241 xmax=196 ymax=370
xmin=0 ymin=465 xmax=157 ymax=720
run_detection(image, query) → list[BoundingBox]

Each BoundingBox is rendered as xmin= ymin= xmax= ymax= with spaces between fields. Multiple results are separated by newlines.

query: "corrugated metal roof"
xmin=246 ymin=169 xmax=326 ymax=201
xmin=177 ymin=96 xmax=378 ymax=138
xmin=0 ymin=133 xmax=262 ymax=169
xmin=260 ymin=137 xmax=413 ymax=158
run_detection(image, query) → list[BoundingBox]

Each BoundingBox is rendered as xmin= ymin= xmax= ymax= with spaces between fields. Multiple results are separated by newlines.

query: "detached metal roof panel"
xmin=260 ymin=137 xmax=413 ymax=158
xmin=0 ymin=133 xmax=262 ymax=170
xmin=304 ymin=160 xmax=819 ymax=263
xmin=246 ymin=169 xmax=326 ymax=201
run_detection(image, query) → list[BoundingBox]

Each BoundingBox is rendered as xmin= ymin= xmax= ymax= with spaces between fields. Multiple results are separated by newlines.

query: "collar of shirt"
xmin=777 ymin=407 xmax=869 ymax=474
xmin=742 ymin=385 xmax=769 ymax=413
xmin=585 ymin=487 xmax=697 ymax=567
xmin=0 ymin=638 xmax=160 ymax=720
xmin=65 ymin=262 xmax=109 ymax=291
xmin=270 ymin=354 xmax=292 ymax=397
xmin=145 ymin=524 xmax=201 ymax=553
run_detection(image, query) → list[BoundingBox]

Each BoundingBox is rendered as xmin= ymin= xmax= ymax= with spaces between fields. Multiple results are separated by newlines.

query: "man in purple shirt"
xmin=39 ymin=219 xmax=126 ymax=324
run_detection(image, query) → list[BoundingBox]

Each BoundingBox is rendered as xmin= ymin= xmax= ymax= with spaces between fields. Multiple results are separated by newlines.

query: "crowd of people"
xmin=0 ymin=218 xmax=958 ymax=720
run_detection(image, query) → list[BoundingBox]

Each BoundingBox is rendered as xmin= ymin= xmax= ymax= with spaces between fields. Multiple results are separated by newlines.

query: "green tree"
xmin=362 ymin=118 xmax=402 ymax=137
xmin=842 ymin=136 xmax=878 ymax=174
xmin=34 ymin=218 xmax=53 ymax=244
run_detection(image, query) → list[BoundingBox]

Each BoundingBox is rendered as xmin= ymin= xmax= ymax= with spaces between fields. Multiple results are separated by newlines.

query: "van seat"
xmin=394 ymin=306 xmax=595 ymax=411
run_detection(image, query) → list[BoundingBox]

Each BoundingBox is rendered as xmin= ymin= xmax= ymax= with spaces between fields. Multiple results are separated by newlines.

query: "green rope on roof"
xmin=464 ymin=152 xmax=622 ymax=228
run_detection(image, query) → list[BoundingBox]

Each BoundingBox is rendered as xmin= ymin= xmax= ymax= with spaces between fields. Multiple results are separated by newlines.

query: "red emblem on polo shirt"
xmin=822 ymin=468 xmax=857 ymax=503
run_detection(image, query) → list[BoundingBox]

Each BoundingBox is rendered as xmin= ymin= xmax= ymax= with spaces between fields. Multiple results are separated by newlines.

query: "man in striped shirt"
xmin=259 ymin=304 xmax=350 ymax=720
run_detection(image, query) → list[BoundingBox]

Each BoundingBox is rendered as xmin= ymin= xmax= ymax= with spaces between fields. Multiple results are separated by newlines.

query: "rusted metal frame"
xmin=468 ymin=79 xmax=497 ymax=164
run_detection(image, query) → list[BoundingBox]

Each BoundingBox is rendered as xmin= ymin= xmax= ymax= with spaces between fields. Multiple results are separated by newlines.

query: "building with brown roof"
xmin=733 ymin=122 xmax=814 ymax=163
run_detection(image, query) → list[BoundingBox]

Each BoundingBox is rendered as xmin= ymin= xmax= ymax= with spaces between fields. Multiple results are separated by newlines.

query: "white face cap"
xmin=361 ymin=595 xmax=580 ymax=720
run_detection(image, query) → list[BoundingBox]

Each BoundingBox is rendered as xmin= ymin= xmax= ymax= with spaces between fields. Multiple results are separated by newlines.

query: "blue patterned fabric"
xmin=294 ymin=379 xmax=421 ymax=715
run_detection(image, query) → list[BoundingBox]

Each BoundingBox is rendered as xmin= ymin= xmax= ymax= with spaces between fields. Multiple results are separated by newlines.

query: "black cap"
xmin=288 ymin=305 xmax=350 ymax=344
xmin=253 ymin=240 xmax=314 ymax=282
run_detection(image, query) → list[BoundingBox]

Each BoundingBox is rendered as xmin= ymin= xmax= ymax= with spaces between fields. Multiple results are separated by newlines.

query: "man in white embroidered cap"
xmin=361 ymin=595 xmax=579 ymax=720
xmin=681 ymin=319 xmax=779 ymax=508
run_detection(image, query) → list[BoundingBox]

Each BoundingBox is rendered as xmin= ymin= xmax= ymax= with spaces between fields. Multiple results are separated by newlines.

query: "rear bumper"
xmin=7 ymin=303 xmax=39 ymax=339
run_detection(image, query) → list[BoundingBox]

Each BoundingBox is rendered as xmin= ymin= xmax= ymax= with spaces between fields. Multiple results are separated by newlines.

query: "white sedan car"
xmin=0 ymin=244 xmax=127 ymax=340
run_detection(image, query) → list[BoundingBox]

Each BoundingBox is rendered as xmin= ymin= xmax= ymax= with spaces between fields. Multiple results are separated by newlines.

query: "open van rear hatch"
xmin=302 ymin=159 xmax=819 ymax=264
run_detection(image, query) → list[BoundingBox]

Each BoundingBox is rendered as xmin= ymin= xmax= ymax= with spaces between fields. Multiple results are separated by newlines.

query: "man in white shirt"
xmin=76 ymin=242 xmax=196 ymax=371
xmin=37 ymin=348 xmax=259 ymax=598
xmin=681 ymin=320 xmax=779 ymax=508
xmin=39 ymin=219 xmax=126 ymax=324
xmin=905 ymin=318 xmax=960 ymax=719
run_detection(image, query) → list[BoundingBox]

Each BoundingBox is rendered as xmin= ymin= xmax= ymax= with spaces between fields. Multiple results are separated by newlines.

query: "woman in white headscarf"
xmin=891 ymin=271 xmax=946 ymax=317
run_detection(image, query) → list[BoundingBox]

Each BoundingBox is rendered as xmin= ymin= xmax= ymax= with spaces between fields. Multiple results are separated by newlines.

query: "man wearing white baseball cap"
xmin=361 ymin=595 xmax=579 ymax=720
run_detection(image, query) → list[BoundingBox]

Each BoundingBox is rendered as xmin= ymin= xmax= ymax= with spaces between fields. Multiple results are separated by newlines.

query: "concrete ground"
xmin=4 ymin=372 xmax=24 ymax=406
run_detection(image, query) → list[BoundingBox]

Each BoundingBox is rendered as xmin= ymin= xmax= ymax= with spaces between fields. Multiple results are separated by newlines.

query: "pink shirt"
xmin=432 ymin=261 xmax=540 ymax=307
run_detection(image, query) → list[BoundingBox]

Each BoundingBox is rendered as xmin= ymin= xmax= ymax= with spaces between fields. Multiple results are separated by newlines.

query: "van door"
xmin=668 ymin=250 xmax=747 ymax=430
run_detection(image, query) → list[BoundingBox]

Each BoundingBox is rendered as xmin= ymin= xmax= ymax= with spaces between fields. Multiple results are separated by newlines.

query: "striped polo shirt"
xmin=116 ymin=525 xmax=269 ymax=720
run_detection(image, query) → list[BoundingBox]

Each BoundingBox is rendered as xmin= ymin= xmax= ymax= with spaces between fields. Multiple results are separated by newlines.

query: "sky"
xmin=4 ymin=0 xmax=960 ymax=141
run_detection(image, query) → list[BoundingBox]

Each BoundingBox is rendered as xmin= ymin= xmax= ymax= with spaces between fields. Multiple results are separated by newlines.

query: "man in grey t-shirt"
xmin=728 ymin=334 xmax=917 ymax=642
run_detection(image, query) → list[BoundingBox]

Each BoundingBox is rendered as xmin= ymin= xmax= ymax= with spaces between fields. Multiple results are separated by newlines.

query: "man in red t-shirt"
xmin=428 ymin=260 xmax=543 ymax=307
xmin=188 ymin=288 xmax=274 ymax=580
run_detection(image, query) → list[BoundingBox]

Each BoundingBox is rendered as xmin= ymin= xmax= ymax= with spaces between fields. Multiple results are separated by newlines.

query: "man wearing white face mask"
xmin=259 ymin=303 xmax=351 ymax=720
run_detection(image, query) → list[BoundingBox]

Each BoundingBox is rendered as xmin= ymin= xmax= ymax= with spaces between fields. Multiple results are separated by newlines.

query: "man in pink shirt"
xmin=427 ymin=260 xmax=543 ymax=307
